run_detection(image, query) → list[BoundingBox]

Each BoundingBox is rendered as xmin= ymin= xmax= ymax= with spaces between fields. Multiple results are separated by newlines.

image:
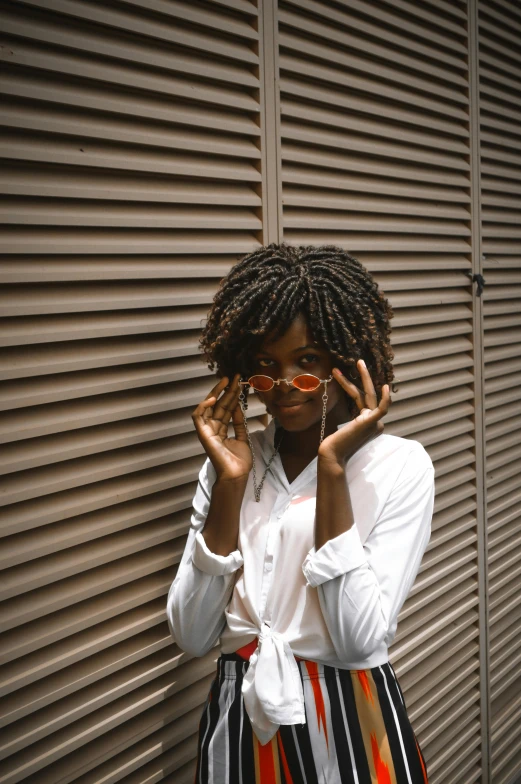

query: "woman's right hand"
xmin=192 ymin=372 xmax=253 ymax=483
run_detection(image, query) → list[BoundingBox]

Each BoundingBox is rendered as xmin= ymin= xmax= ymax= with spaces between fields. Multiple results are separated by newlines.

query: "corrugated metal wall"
xmin=478 ymin=1 xmax=521 ymax=783
xmin=0 ymin=1 xmax=266 ymax=782
xmin=278 ymin=3 xmax=481 ymax=781
xmin=0 ymin=1 xmax=520 ymax=783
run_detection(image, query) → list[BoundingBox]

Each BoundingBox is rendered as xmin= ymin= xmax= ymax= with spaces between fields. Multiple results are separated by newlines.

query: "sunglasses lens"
xmin=249 ymin=375 xmax=274 ymax=392
xmin=293 ymin=375 xmax=320 ymax=391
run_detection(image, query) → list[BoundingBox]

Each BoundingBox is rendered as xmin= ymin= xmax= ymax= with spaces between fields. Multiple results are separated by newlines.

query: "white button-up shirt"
xmin=167 ymin=419 xmax=435 ymax=744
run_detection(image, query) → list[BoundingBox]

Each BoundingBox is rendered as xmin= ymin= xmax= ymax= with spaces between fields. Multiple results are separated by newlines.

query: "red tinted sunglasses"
xmin=239 ymin=373 xmax=333 ymax=392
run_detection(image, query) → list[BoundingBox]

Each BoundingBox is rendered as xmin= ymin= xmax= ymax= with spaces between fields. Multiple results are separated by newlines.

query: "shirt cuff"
xmin=302 ymin=526 xmax=368 ymax=587
xmin=192 ymin=531 xmax=244 ymax=576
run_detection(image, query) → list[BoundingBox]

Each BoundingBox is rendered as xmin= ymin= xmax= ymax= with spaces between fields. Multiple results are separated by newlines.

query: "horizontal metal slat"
xmin=1 ymin=9 xmax=258 ymax=89
xmin=396 ymin=575 xmax=477 ymax=647
xmin=0 ymin=569 xmax=174 ymax=664
xmin=282 ymin=142 xmax=470 ymax=185
xmin=339 ymin=0 xmax=468 ymax=51
xmin=282 ymin=232 xmax=471 ymax=253
xmin=490 ymin=728 xmax=521 ymax=784
xmin=0 ymin=410 xmax=197 ymax=474
xmin=0 ymin=432 xmax=206 ymax=506
xmin=111 ymin=0 xmax=259 ymax=40
xmin=0 ymin=332 xmax=203 ymax=377
xmin=0 ymin=544 xmax=181 ymax=631
xmin=280 ymin=29 xmax=467 ymax=105
xmin=0 ymin=134 xmax=262 ymax=183
xmin=281 ymin=0 xmax=468 ymax=63
xmin=413 ymin=670 xmax=480 ymax=736
xmin=0 ymin=599 xmax=168 ymax=696
xmin=66 ymin=703 xmax=205 ymax=784
xmin=0 ymin=382 xmax=265 ymax=445
xmin=273 ymin=189 xmax=470 ymax=219
xmin=480 ymin=176 xmax=521 ymax=195
xmin=480 ymin=49 xmax=521 ymax=87
xmin=391 ymin=607 xmax=479 ymax=673
xmin=485 ymin=473 xmax=521 ymax=518
xmin=395 ymin=623 xmax=478 ymax=692
xmin=489 ymin=580 xmax=521 ymax=629
xmin=281 ymin=76 xmax=468 ymax=128
xmin=0 ymin=200 xmax=262 ymax=229
xmin=423 ymin=702 xmax=480 ymax=762
xmin=415 ymin=676 xmax=480 ymax=754
xmin=0 ymin=647 xmax=204 ymax=761
xmin=0 ymin=58 xmax=259 ymax=119
xmin=1 ymin=488 xmax=194 ymax=570
xmin=0 ymin=104 xmax=260 ymax=160
xmin=480 ymin=110 xmax=521 ymax=141
xmin=0 ymin=227 xmax=261 ymax=255
xmin=0 ymin=654 xmax=215 ymax=784
xmin=1 ymin=517 xmax=185 ymax=600
xmin=0 ymin=168 xmax=260 ymax=206
xmin=279 ymin=52 xmax=468 ymax=115
xmin=283 ymin=166 xmax=470 ymax=203
xmin=0 ymin=61 xmax=257 ymax=134
xmin=380 ymin=0 xmax=467 ymax=26
xmin=0 ymin=309 xmax=212 ymax=347
xmin=479 ymin=9 xmax=521 ymax=50
xmin=0 ymin=457 xmax=205 ymax=537
xmin=0 ymin=358 xmax=212 ymax=411
xmin=1 ymin=640 xmax=188 ymax=743
xmin=404 ymin=641 xmax=478 ymax=713
xmin=489 ymin=626 xmax=521 ymax=673
xmin=16 ymin=0 xmax=259 ymax=64
xmin=284 ymin=211 xmax=470 ymax=235
xmin=483 ymin=340 xmax=521 ymax=366
xmin=490 ymin=649 xmax=521 ymax=705
xmin=0 ymin=255 xmax=235 ymax=282
xmin=280 ymin=122 xmax=469 ymax=170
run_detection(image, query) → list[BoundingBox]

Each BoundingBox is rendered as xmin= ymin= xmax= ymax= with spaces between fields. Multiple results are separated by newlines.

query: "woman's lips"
xmin=274 ymin=401 xmax=309 ymax=414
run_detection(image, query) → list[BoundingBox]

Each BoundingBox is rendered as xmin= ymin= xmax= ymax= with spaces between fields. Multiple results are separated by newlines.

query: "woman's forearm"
xmin=315 ymin=457 xmax=354 ymax=550
xmin=201 ymin=477 xmax=248 ymax=556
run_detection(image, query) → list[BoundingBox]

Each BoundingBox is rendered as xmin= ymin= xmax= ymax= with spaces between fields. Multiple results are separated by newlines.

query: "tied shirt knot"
xmin=241 ymin=622 xmax=305 ymax=745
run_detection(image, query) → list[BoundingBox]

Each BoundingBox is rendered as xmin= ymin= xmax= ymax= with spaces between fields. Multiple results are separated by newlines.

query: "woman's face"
xmin=247 ymin=312 xmax=352 ymax=433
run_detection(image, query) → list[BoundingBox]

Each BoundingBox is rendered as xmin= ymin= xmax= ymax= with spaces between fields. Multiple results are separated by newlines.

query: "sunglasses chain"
xmin=238 ymin=379 xmax=330 ymax=502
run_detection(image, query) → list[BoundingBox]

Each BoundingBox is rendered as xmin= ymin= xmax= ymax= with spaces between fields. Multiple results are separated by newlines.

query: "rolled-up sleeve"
xmin=166 ymin=458 xmax=244 ymax=657
xmin=303 ymin=445 xmax=435 ymax=662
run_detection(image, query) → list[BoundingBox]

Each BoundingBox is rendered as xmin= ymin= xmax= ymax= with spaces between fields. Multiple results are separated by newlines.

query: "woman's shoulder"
xmin=357 ymin=432 xmax=434 ymax=474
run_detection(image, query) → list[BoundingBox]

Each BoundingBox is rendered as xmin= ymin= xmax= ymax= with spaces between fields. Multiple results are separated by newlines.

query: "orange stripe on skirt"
xmin=352 ymin=669 xmax=397 ymax=784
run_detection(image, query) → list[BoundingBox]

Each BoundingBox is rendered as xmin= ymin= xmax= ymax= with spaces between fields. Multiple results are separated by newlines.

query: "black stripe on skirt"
xmin=194 ymin=653 xmax=429 ymax=784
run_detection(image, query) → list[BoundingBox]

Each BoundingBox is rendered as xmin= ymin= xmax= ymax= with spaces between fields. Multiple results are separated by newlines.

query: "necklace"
xmin=240 ymin=413 xmax=284 ymax=502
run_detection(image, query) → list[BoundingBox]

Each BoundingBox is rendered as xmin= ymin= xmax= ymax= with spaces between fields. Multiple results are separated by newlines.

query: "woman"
xmin=167 ymin=243 xmax=435 ymax=783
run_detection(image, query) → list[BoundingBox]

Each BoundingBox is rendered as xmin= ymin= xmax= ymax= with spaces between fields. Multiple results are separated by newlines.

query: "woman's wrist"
xmin=315 ymin=456 xmax=354 ymax=550
xmin=214 ymin=474 xmax=249 ymax=489
xmin=201 ymin=476 xmax=247 ymax=557
xmin=317 ymin=454 xmax=347 ymax=475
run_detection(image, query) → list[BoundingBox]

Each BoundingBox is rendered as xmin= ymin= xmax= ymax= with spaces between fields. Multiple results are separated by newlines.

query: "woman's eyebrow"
xmin=256 ymin=344 xmax=322 ymax=356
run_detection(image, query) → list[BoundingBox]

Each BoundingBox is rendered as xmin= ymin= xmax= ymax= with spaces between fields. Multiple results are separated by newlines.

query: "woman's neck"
xmin=277 ymin=397 xmax=352 ymax=457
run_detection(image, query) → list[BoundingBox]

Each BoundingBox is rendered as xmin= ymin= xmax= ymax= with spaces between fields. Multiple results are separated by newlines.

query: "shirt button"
xmin=265 ymin=562 xmax=273 ymax=572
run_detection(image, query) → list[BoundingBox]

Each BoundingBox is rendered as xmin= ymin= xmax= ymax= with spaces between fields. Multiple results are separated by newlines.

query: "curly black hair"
xmin=200 ymin=243 xmax=395 ymax=415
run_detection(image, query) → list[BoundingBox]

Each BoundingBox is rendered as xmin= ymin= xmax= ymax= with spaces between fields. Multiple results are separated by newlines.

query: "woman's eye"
xmin=257 ymin=355 xmax=319 ymax=367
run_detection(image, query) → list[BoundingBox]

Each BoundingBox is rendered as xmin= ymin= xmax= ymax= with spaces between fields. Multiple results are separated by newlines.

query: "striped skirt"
xmin=195 ymin=653 xmax=429 ymax=784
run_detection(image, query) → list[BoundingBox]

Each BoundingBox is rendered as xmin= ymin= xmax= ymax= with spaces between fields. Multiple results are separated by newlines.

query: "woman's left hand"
xmin=317 ymin=360 xmax=392 ymax=466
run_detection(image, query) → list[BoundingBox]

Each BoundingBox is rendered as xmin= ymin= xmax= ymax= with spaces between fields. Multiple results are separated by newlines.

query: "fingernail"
xmin=360 ymin=359 xmax=366 ymax=367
